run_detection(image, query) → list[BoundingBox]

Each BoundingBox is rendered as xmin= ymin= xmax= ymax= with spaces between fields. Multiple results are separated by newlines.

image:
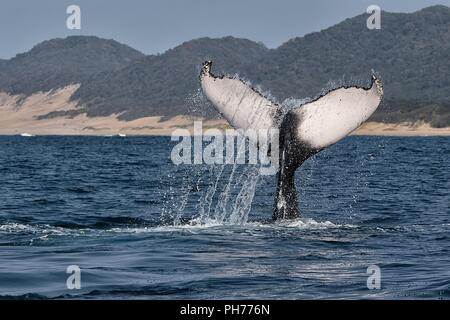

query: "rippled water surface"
xmin=0 ymin=136 xmax=449 ymax=299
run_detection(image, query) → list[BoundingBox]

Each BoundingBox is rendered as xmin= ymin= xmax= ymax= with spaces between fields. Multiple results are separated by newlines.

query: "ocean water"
xmin=0 ymin=135 xmax=448 ymax=299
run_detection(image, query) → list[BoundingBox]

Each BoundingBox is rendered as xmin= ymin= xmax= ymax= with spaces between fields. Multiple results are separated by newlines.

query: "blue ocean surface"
xmin=0 ymin=135 xmax=448 ymax=299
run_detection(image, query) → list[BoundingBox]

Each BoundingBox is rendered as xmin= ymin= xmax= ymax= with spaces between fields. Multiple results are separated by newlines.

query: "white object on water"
xmin=20 ymin=133 xmax=34 ymax=137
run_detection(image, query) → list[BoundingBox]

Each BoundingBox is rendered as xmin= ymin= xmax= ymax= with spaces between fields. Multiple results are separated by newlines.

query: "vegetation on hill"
xmin=0 ymin=36 xmax=144 ymax=95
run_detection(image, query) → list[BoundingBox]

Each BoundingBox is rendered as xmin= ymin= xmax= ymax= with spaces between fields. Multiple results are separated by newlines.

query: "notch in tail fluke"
xmin=201 ymin=60 xmax=212 ymax=77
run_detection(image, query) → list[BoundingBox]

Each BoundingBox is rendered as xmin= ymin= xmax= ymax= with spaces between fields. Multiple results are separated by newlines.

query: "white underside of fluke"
xmin=200 ymin=63 xmax=281 ymax=132
xmin=200 ymin=61 xmax=383 ymax=150
xmin=294 ymin=81 xmax=383 ymax=149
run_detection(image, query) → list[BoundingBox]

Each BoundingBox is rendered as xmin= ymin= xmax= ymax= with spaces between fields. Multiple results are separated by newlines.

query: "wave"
xmin=0 ymin=222 xmax=88 ymax=238
xmin=275 ymin=218 xmax=356 ymax=229
xmin=0 ymin=217 xmax=356 ymax=238
xmin=109 ymin=217 xmax=357 ymax=233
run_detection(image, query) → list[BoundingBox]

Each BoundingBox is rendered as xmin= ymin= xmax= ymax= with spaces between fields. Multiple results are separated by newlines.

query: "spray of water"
xmin=229 ymin=166 xmax=260 ymax=224
xmin=161 ymin=133 xmax=262 ymax=226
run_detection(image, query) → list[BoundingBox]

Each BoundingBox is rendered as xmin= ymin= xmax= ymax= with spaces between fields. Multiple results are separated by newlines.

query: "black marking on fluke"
xmin=200 ymin=60 xmax=383 ymax=220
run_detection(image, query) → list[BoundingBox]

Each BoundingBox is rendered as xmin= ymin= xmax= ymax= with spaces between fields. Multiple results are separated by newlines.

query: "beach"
xmin=0 ymin=85 xmax=449 ymax=136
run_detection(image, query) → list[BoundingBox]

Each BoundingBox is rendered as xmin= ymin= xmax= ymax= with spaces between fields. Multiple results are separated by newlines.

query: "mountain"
xmin=249 ymin=5 xmax=450 ymax=103
xmin=71 ymin=37 xmax=268 ymax=120
xmin=0 ymin=5 xmax=449 ymax=127
xmin=0 ymin=36 xmax=145 ymax=95
xmin=72 ymin=5 xmax=450 ymax=124
xmin=246 ymin=5 xmax=450 ymax=127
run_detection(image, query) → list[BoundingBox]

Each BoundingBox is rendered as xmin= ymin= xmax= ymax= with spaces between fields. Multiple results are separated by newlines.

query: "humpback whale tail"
xmin=200 ymin=61 xmax=383 ymax=220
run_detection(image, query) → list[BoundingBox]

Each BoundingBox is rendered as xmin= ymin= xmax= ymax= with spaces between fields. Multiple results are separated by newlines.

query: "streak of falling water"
xmin=215 ymin=161 xmax=239 ymax=223
xmin=214 ymin=137 xmax=248 ymax=223
xmin=205 ymin=164 xmax=225 ymax=216
xmin=175 ymin=138 xmax=263 ymax=225
xmin=197 ymin=164 xmax=224 ymax=223
xmin=161 ymin=164 xmax=203 ymax=225
xmin=229 ymin=166 xmax=260 ymax=224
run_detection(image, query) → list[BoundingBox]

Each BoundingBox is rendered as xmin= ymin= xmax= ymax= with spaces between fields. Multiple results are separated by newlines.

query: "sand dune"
xmin=0 ymin=86 xmax=225 ymax=136
xmin=0 ymin=86 xmax=448 ymax=136
xmin=354 ymin=122 xmax=450 ymax=136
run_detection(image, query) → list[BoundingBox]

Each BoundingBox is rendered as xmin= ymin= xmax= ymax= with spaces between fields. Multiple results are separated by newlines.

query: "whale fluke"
xmin=274 ymin=75 xmax=383 ymax=219
xmin=200 ymin=61 xmax=383 ymax=220
xmin=200 ymin=61 xmax=284 ymax=132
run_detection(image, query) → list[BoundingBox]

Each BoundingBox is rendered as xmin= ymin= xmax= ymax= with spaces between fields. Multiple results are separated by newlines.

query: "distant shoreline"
xmin=0 ymin=86 xmax=449 ymax=137
xmin=352 ymin=122 xmax=450 ymax=137
xmin=1 ymin=121 xmax=449 ymax=137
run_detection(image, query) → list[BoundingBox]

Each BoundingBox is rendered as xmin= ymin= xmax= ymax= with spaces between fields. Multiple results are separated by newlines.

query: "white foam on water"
xmin=0 ymin=216 xmax=358 ymax=239
xmin=109 ymin=218 xmax=224 ymax=234
xmin=0 ymin=223 xmax=85 ymax=237
xmin=108 ymin=216 xmax=357 ymax=234
xmin=0 ymin=223 xmax=38 ymax=233
xmin=275 ymin=218 xmax=356 ymax=230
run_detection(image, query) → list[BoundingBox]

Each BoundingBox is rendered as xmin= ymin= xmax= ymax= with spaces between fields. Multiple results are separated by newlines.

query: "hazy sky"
xmin=0 ymin=0 xmax=447 ymax=58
